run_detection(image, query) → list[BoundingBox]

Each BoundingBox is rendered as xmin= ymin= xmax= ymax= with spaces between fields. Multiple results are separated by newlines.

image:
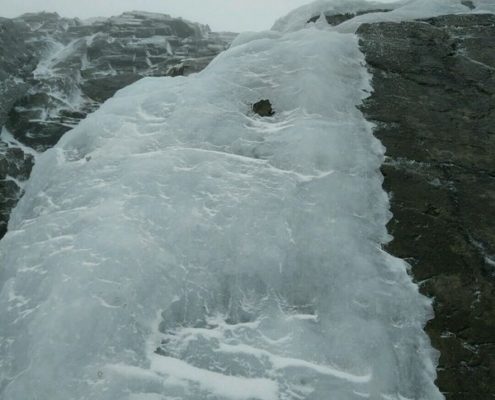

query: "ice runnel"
xmin=0 ymin=5 xmax=442 ymax=400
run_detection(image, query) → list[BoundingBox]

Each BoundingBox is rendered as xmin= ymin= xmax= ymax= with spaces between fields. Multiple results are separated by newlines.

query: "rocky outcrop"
xmin=0 ymin=11 xmax=236 ymax=238
xmin=0 ymin=18 xmax=36 ymax=128
xmin=358 ymin=14 xmax=495 ymax=400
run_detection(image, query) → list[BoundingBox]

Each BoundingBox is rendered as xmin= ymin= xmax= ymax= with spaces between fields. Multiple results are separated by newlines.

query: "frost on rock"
xmin=0 ymin=2 xmax=446 ymax=400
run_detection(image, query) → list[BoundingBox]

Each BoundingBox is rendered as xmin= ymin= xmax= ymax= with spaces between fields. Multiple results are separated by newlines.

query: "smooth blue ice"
xmin=0 ymin=1 xmax=460 ymax=399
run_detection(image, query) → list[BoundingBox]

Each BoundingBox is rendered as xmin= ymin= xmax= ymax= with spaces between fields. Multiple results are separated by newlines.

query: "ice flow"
xmin=0 ymin=4 xmax=442 ymax=400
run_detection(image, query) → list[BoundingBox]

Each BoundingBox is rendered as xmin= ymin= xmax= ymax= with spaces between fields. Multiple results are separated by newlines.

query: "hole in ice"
xmin=252 ymin=99 xmax=275 ymax=117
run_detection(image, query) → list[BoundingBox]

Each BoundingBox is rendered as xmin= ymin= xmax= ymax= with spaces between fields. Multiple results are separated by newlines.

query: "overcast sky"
xmin=0 ymin=0 xmax=396 ymax=32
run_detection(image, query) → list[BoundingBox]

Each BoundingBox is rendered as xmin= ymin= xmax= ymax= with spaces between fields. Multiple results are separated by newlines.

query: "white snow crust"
xmin=273 ymin=0 xmax=495 ymax=33
xmin=3 ymin=0 xmax=483 ymax=399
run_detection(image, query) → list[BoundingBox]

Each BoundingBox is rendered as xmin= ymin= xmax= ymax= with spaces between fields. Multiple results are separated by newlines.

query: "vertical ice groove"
xmin=0 ymin=1 xmax=448 ymax=400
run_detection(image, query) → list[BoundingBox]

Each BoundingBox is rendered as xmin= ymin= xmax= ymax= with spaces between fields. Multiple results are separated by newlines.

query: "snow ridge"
xmin=273 ymin=0 xmax=495 ymax=33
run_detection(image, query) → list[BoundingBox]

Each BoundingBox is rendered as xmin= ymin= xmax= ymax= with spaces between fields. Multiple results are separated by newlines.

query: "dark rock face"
xmin=0 ymin=11 xmax=236 ymax=239
xmin=0 ymin=18 xmax=38 ymax=237
xmin=0 ymin=143 xmax=34 ymax=238
xmin=358 ymin=14 xmax=495 ymax=399
xmin=0 ymin=18 xmax=37 ymax=128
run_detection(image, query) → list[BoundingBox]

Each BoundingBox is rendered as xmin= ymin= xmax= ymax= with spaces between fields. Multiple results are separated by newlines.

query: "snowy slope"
xmin=1 ymin=0 xmax=481 ymax=399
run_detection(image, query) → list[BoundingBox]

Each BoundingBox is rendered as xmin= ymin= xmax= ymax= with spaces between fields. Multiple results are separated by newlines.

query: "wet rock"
xmin=358 ymin=14 xmax=495 ymax=399
xmin=0 ymin=18 xmax=36 ymax=128
xmin=252 ymin=99 xmax=274 ymax=117
xmin=80 ymin=74 xmax=143 ymax=104
xmin=166 ymin=63 xmax=186 ymax=77
xmin=0 ymin=142 xmax=34 ymax=239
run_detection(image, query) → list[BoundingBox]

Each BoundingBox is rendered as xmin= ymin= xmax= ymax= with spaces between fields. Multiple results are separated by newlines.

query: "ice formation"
xmin=273 ymin=0 xmax=495 ymax=33
xmin=3 ymin=0 xmax=487 ymax=399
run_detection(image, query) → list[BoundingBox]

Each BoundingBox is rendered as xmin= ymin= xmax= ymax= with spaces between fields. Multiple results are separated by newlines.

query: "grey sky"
xmin=0 ymin=0 xmax=396 ymax=32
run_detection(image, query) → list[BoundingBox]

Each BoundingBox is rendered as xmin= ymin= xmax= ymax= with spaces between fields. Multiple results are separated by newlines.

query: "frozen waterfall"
xmin=2 ymin=0 xmax=482 ymax=399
